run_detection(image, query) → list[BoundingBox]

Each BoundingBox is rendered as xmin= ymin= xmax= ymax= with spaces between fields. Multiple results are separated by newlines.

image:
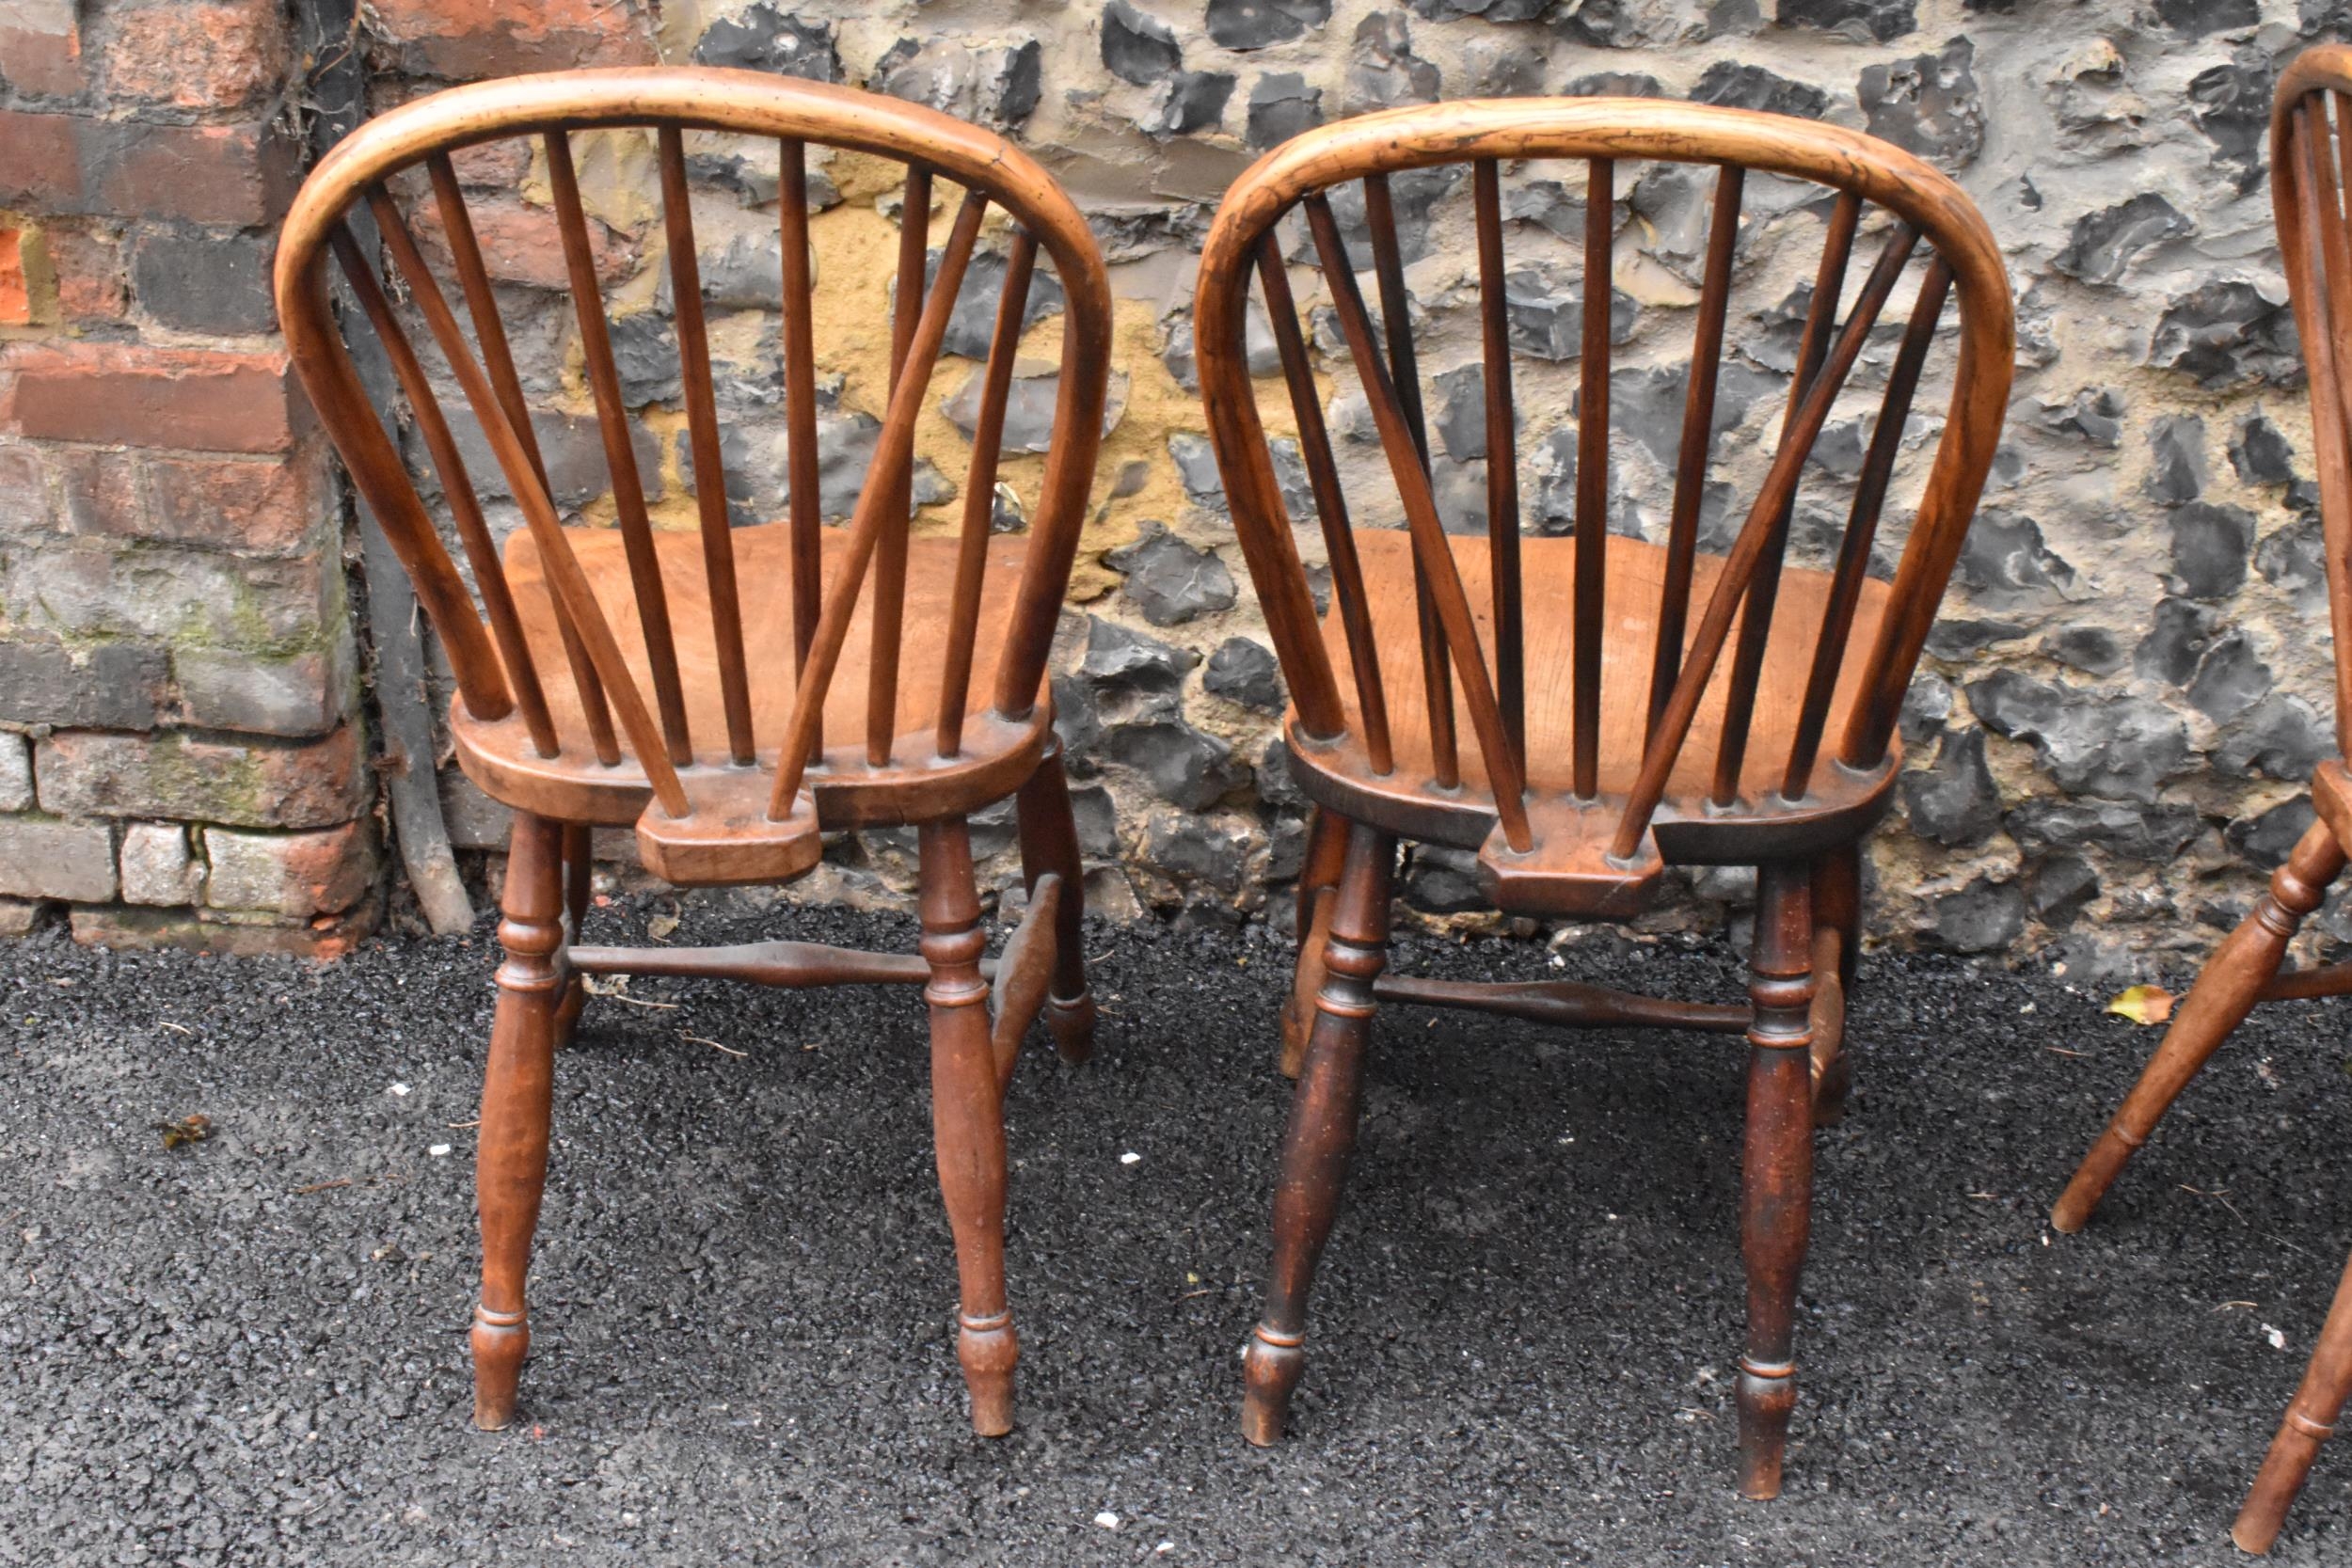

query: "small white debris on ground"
xmin=389 ymin=1084 xmax=410 ymax=1096
xmin=1120 ymin=1151 xmax=1141 ymax=1165
xmin=428 ymin=1144 xmax=453 ymax=1158
xmin=1093 ymin=1511 xmax=1120 ymax=1530
xmin=2265 ymin=1323 xmax=2288 ymax=1350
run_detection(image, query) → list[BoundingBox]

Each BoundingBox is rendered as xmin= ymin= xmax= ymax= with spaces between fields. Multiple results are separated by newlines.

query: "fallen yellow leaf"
xmin=2106 ymin=984 xmax=2176 ymax=1026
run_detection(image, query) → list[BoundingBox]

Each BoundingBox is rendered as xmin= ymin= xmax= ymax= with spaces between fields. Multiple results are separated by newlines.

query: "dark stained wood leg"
xmin=1807 ymin=845 xmax=1860 ymax=1126
xmin=472 ymin=811 xmax=564 ymax=1430
xmin=1015 ymin=741 xmax=1095 ymax=1065
xmin=1281 ymin=807 xmax=1350 ymax=1079
xmin=2052 ymin=820 xmax=2345 ymax=1234
xmin=920 ymin=817 xmax=1018 ymax=1436
xmin=2235 ymin=1247 xmax=2352 ymax=1554
xmin=1244 ymin=824 xmax=1395 ymax=1445
xmin=1738 ymin=860 xmax=1817 ymax=1499
xmin=551 ymin=822 xmax=592 ymax=1050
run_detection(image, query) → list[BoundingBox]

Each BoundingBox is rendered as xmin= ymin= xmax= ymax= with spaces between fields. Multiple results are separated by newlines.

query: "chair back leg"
xmin=2051 ymin=819 xmax=2345 ymax=1233
xmin=2235 ymin=1246 xmax=2352 ymax=1553
xmin=1014 ymin=740 xmax=1097 ymax=1064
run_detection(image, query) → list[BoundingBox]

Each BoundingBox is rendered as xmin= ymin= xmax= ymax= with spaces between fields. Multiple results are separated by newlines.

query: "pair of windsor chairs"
xmin=278 ymin=67 xmax=2013 ymax=1499
xmin=2049 ymin=43 xmax=2352 ymax=1557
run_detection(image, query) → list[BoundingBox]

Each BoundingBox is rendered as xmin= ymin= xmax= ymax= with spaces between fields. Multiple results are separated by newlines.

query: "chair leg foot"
xmin=958 ymin=1311 xmax=1019 ymax=1437
xmin=471 ymin=1307 xmax=528 ymax=1430
xmin=1044 ymin=990 xmax=1096 ymax=1065
xmin=2232 ymin=1247 xmax=2352 ymax=1554
xmin=1736 ymin=1361 xmax=1797 ymax=1500
xmin=2052 ymin=820 xmax=2344 ymax=1233
xmin=1241 ymin=1328 xmax=1306 ymax=1446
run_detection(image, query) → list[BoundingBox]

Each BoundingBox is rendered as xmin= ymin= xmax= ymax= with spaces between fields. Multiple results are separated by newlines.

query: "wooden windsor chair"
xmin=2050 ymin=44 xmax=2352 ymax=1555
xmin=1195 ymin=99 xmax=2012 ymax=1495
xmin=274 ymin=68 xmax=1111 ymax=1436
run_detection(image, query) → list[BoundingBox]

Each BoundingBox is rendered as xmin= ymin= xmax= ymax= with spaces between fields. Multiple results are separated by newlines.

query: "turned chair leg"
xmin=1280 ymin=807 xmax=1350 ymax=1080
xmin=1015 ymin=741 xmax=1097 ymax=1065
xmin=919 ymin=817 xmax=1019 ymax=1435
xmin=472 ymin=812 xmax=565 ymax=1430
xmin=1244 ymin=823 xmax=1395 ymax=1445
xmin=1739 ymin=860 xmax=1818 ymax=1499
xmin=2235 ymin=1248 xmax=2352 ymax=1554
xmin=551 ymin=823 xmax=593 ymax=1050
xmin=2052 ymin=820 xmax=2346 ymax=1234
xmin=1807 ymin=847 xmax=1860 ymax=1127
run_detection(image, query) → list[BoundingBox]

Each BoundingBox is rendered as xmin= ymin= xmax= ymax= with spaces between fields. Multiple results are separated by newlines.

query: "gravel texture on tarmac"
xmin=2 ymin=897 xmax=2349 ymax=1565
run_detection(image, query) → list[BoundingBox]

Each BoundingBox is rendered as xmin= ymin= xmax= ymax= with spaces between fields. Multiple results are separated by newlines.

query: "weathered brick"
xmin=367 ymin=0 xmax=659 ymax=78
xmin=0 ymin=111 xmax=82 ymax=210
xmin=131 ymin=227 xmax=277 ymax=334
xmin=412 ymin=194 xmax=635 ymax=290
xmin=0 ymin=815 xmax=116 ymax=901
xmin=0 ymin=342 xmax=305 ymax=451
xmin=106 ymin=0 xmax=286 ymax=109
xmin=0 ymin=0 xmax=82 ymax=98
xmin=203 ymin=819 xmax=377 ymax=917
xmin=0 ymin=732 xmax=30 ymax=811
xmin=174 ymin=640 xmax=351 ymax=738
xmin=0 ymin=641 xmax=168 ymax=730
xmin=36 ymin=726 xmax=367 ymax=829
xmin=119 ymin=819 xmax=199 ymax=905
xmin=88 ymin=119 xmax=299 ymax=227
xmin=69 ymin=899 xmax=375 ymax=958
xmin=47 ymin=224 xmax=127 ymax=321
xmin=0 ymin=445 xmax=51 ymax=534
xmin=142 ymin=447 xmax=327 ymax=554
xmin=54 ymin=445 xmax=136 ymax=534
xmin=0 ymin=538 xmax=337 ymax=652
xmin=0 ymin=896 xmax=46 ymax=937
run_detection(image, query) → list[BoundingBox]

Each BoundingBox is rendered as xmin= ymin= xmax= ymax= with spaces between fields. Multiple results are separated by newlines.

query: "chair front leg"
xmin=920 ymin=817 xmax=1018 ymax=1435
xmin=2235 ymin=1247 xmax=2352 ymax=1554
xmin=1738 ymin=859 xmax=1817 ymax=1499
xmin=2052 ymin=819 xmax=2345 ymax=1234
xmin=1244 ymin=823 xmax=1395 ymax=1445
xmin=472 ymin=812 xmax=565 ymax=1430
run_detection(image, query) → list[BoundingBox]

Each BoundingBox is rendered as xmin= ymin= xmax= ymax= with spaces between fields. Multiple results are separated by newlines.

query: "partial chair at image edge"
xmin=274 ymin=67 xmax=1111 ymax=1439
xmin=2052 ymin=42 xmax=2352 ymax=1558
xmin=1194 ymin=97 xmax=2013 ymax=1499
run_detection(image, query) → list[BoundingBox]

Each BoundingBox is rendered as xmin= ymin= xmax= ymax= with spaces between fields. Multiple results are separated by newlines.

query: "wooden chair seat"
xmin=1285 ymin=529 xmax=1899 ymax=871
xmin=449 ymin=523 xmax=1052 ymax=831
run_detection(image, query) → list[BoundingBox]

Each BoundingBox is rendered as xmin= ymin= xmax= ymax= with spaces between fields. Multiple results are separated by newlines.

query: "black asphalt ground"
xmin=4 ymin=896 xmax=2351 ymax=1565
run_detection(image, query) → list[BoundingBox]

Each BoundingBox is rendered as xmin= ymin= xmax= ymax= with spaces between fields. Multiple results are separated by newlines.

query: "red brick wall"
xmin=0 ymin=0 xmax=374 ymax=955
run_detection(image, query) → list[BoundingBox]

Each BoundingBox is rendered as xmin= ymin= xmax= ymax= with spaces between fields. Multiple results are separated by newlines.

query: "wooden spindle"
xmin=869 ymin=162 xmax=932 ymax=767
xmin=1472 ymin=158 xmax=1524 ymax=768
xmin=1708 ymin=190 xmax=1861 ymax=806
xmin=2288 ymin=102 xmax=2352 ymax=746
xmin=770 ymin=189 xmax=989 ymax=817
xmin=1363 ymin=172 xmax=1456 ymax=790
xmin=1610 ymin=223 xmax=1916 ymax=863
xmin=2306 ymin=96 xmax=2352 ymax=463
xmin=778 ymin=136 xmax=823 ymax=755
xmin=328 ymin=225 xmax=555 ymax=757
xmin=310 ymin=226 xmax=514 ymax=730
xmin=935 ymin=230 xmax=1037 ymax=757
xmin=361 ymin=186 xmax=688 ymax=816
xmin=1781 ymin=256 xmax=1950 ymax=800
xmin=1572 ymin=156 xmax=1613 ymax=800
xmin=1307 ymin=193 xmax=1532 ymax=853
xmin=421 ymin=159 xmax=619 ymax=766
xmin=1647 ymin=164 xmax=1744 ymax=743
xmin=546 ymin=129 xmax=692 ymax=768
xmin=660 ymin=125 xmax=755 ymax=766
xmin=1259 ymin=232 xmax=1392 ymax=775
